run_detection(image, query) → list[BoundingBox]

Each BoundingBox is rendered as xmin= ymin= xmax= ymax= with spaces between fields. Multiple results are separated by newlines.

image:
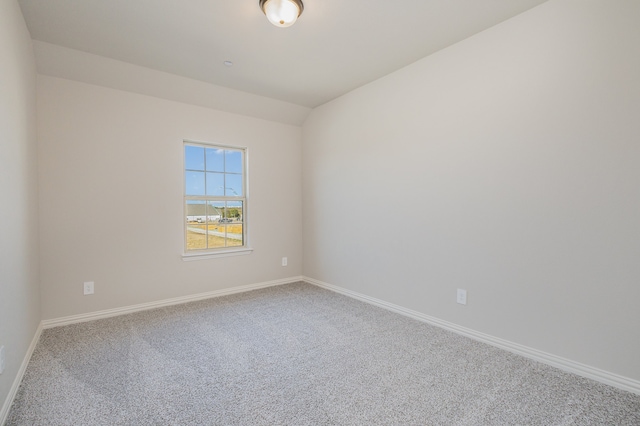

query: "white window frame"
xmin=182 ymin=140 xmax=252 ymax=261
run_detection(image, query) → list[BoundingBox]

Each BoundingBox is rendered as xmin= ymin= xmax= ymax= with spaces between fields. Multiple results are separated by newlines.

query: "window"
xmin=184 ymin=141 xmax=247 ymax=255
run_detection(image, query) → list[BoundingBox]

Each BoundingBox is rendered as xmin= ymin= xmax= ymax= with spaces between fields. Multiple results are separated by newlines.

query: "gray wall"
xmin=37 ymin=76 xmax=303 ymax=320
xmin=0 ymin=0 xmax=40 ymax=411
xmin=302 ymin=0 xmax=640 ymax=380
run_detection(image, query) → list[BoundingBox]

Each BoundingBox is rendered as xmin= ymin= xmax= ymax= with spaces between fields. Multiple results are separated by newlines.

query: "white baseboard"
xmin=0 ymin=322 xmax=43 ymax=426
xmin=42 ymin=276 xmax=304 ymax=329
xmin=304 ymin=276 xmax=640 ymax=396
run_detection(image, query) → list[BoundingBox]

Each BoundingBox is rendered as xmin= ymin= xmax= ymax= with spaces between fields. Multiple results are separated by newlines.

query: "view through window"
xmin=184 ymin=142 xmax=246 ymax=252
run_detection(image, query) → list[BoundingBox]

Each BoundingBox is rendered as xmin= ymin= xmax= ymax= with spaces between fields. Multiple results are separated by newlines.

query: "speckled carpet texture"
xmin=6 ymin=282 xmax=640 ymax=425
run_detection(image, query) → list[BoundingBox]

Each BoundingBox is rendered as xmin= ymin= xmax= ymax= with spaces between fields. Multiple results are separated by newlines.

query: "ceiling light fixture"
xmin=259 ymin=0 xmax=304 ymax=28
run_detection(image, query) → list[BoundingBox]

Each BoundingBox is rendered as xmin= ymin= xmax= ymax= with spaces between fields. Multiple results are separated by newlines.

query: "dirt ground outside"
xmin=188 ymin=223 xmax=243 ymax=234
xmin=186 ymin=223 xmax=243 ymax=250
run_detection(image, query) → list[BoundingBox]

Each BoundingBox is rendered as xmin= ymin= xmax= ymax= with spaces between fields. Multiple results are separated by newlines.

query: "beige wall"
xmin=302 ymin=0 xmax=640 ymax=380
xmin=0 ymin=0 xmax=40 ymax=412
xmin=37 ymin=76 xmax=303 ymax=320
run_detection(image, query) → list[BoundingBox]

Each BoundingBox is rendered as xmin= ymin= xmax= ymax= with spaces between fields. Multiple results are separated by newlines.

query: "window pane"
xmin=225 ymin=201 xmax=244 ymax=246
xmin=207 ymin=203 xmax=226 ymax=248
xmin=206 ymin=172 xmax=224 ymax=196
xmin=227 ymin=201 xmax=243 ymax=221
xmin=207 ymin=202 xmax=223 ymax=221
xmin=205 ymin=148 xmax=224 ymax=172
xmin=185 ymin=171 xmax=205 ymax=196
xmin=225 ymin=150 xmax=243 ymax=173
xmin=185 ymin=201 xmax=207 ymax=250
xmin=226 ymin=223 xmax=243 ymax=247
xmin=225 ymin=174 xmax=243 ymax=196
xmin=185 ymin=146 xmax=205 ymax=171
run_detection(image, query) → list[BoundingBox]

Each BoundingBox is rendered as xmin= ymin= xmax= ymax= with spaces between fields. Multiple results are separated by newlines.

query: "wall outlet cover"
xmin=84 ymin=281 xmax=95 ymax=295
xmin=457 ymin=289 xmax=467 ymax=305
xmin=0 ymin=345 xmax=5 ymax=374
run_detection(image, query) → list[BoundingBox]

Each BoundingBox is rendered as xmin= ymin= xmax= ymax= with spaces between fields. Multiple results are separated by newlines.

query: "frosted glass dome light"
xmin=259 ymin=0 xmax=304 ymax=28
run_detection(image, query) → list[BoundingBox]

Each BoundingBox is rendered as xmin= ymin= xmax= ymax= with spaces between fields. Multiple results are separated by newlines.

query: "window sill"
xmin=182 ymin=247 xmax=253 ymax=261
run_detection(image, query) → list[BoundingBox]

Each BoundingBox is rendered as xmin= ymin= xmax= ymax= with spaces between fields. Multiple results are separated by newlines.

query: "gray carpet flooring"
xmin=6 ymin=282 xmax=640 ymax=425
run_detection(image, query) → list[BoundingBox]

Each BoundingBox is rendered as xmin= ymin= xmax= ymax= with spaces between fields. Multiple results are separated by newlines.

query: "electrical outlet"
xmin=0 ymin=345 xmax=5 ymax=374
xmin=83 ymin=281 xmax=95 ymax=295
xmin=457 ymin=289 xmax=467 ymax=305
xmin=282 ymin=257 xmax=288 ymax=267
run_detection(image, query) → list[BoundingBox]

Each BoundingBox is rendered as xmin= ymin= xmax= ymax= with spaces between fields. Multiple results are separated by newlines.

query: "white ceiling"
xmin=18 ymin=0 xmax=548 ymax=108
